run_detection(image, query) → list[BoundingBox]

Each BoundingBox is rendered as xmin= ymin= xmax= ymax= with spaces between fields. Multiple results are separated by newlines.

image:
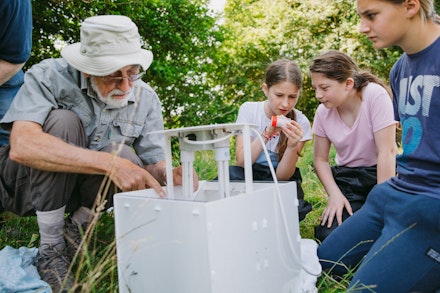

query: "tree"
xmin=219 ymin=0 xmax=402 ymax=120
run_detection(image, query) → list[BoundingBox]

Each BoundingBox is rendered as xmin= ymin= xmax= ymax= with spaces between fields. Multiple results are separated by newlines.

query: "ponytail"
xmin=433 ymin=13 xmax=440 ymax=24
xmin=356 ymin=72 xmax=392 ymax=99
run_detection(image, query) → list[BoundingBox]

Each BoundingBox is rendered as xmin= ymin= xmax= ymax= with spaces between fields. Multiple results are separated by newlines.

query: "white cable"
xmin=250 ymin=128 xmax=321 ymax=277
xmin=182 ymin=132 xmax=234 ymax=145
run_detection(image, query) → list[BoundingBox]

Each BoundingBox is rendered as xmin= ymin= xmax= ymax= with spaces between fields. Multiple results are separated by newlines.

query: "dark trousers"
xmin=0 ymin=109 xmax=143 ymax=216
xmin=314 ymin=165 xmax=377 ymax=242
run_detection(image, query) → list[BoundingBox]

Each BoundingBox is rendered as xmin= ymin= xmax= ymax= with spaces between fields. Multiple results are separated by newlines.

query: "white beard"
xmin=90 ymin=77 xmax=132 ymax=108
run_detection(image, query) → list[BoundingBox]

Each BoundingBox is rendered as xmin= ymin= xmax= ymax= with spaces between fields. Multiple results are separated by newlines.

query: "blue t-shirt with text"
xmin=389 ymin=37 xmax=440 ymax=199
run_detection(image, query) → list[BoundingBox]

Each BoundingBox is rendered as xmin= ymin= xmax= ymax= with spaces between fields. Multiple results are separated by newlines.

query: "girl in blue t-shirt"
xmin=317 ymin=0 xmax=440 ymax=292
xmin=0 ymin=0 xmax=32 ymax=146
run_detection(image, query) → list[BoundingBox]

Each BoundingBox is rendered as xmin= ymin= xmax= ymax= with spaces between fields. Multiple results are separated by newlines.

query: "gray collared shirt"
xmin=1 ymin=58 xmax=165 ymax=165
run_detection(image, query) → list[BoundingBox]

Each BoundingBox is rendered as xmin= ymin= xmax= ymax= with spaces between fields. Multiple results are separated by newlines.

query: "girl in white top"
xmin=309 ymin=50 xmax=397 ymax=241
xmin=236 ymin=102 xmax=312 ymax=169
xmin=233 ymin=59 xmax=313 ymax=220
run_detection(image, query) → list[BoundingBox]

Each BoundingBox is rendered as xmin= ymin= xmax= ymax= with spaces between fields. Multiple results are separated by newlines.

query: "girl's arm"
xmin=235 ymin=133 xmax=266 ymax=166
xmin=0 ymin=59 xmax=25 ymax=86
xmin=275 ymin=120 xmax=306 ymax=180
xmin=374 ymin=124 xmax=397 ymax=183
xmin=275 ymin=141 xmax=304 ymax=180
xmin=314 ymin=135 xmax=352 ymax=227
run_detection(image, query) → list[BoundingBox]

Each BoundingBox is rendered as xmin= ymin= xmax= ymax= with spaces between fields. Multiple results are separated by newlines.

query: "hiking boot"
xmin=64 ymin=217 xmax=91 ymax=260
xmin=35 ymin=243 xmax=74 ymax=292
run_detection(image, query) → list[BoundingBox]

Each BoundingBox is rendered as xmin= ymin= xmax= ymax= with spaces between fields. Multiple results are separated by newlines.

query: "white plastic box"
xmin=114 ymin=124 xmax=305 ymax=293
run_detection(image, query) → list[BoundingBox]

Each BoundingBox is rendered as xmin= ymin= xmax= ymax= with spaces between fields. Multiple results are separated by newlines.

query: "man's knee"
xmin=43 ymin=110 xmax=87 ymax=147
xmin=99 ymin=144 xmax=143 ymax=167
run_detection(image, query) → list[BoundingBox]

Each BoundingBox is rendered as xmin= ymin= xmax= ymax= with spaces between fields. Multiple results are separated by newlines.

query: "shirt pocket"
xmin=112 ymin=119 xmax=144 ymax=145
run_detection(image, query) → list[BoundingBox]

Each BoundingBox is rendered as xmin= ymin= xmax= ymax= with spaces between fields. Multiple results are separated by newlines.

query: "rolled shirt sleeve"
xmin=1 ymin=58 xmax=166 ymax=165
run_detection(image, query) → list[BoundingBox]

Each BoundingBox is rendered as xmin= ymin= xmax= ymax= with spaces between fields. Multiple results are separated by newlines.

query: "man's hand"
xmin=172 ymin=165 xmax=199 ymax=191
xmin=110 ymin=157 xmax=165 ymax=198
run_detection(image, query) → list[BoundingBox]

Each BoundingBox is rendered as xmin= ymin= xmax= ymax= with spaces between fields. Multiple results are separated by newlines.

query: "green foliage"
xmin=0 ymin=212 xmax=39 ymax=247
xmin=221 ymin=0 xmax=402 ymax=120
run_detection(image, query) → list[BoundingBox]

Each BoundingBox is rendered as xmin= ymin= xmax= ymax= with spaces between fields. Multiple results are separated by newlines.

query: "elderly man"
xmin=0 ymin=15 xmax=194 ymax=291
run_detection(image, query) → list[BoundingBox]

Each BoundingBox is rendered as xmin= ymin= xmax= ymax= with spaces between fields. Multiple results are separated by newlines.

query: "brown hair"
xmin=309 ymin=50 xmax=391 ymax=97
xmin=264 ymin=59 xmax=302 ymax=160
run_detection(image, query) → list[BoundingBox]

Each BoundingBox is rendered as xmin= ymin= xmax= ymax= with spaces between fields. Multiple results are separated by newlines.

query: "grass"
xmin=0 ymin=139 xmax=349 ymax=292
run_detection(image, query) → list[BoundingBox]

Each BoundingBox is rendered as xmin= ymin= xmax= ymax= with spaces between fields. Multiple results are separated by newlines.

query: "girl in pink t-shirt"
xmin=309 ymin=50 xmax=397 ymax=242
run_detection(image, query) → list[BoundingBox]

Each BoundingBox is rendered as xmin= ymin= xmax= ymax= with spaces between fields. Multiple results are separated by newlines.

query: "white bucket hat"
xmin=61 ymin=15 xmax=153 ymax=76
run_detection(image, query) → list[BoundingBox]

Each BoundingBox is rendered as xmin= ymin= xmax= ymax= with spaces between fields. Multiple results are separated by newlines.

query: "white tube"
xmin=181 ymin=150 xmax=195 ymax=199
xmin=223 ymin=160 xmax=230 ymax=197
xmin=242 ymin=124 xmax=253 ymax=193
xmin=164 ymin=135 xmax=174 ymax=199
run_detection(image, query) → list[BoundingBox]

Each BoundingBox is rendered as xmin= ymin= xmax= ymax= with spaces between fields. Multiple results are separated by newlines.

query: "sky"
xmin=209 ymin=0 xmax=226 ymax=13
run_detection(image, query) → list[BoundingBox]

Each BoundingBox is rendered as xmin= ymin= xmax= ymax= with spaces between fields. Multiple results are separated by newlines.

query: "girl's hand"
xmin=281 ymin=120 xmax=304 ymax=147
xmin=262 ymin=125 xmax=279 ymax=141
xmin=321 ymin=192 xmax=353 ymax=227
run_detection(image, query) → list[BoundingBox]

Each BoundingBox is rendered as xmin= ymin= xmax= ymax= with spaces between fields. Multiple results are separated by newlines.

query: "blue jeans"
xmin=318 ymin=182 xmax=440 ymax=292
xmin=0 ymin=71 xmax=24 ymax=146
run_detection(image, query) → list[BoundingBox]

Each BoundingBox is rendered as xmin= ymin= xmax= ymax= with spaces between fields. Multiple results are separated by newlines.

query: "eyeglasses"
xmin=99 ymin=72 xmax=145 ymax=85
